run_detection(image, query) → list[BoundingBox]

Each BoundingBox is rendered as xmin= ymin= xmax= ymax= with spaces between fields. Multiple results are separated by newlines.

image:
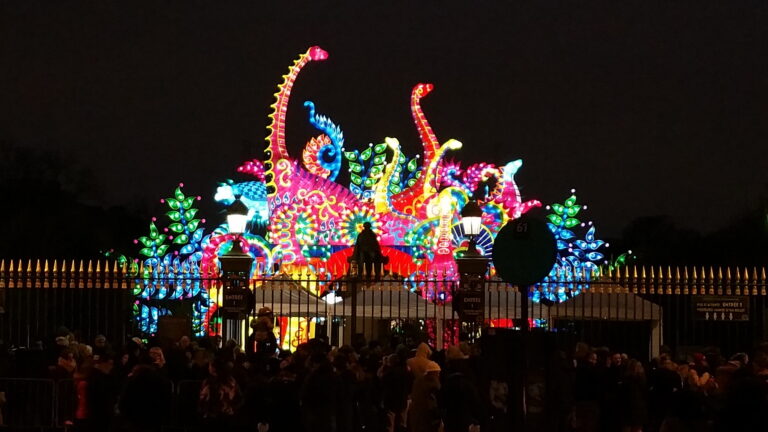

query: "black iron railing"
xmin=1 ymin=259 xmax=766 ymax=360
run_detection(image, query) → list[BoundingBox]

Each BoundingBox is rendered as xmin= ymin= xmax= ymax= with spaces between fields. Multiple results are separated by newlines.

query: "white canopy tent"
xmin=550 ymin=292 xmax=662 ymax=321
xmin=253 ymin=288 xmax=446 ymax=319
xmin=550 ymin=292 xmax=664 ymax=358
xmin=250 ymin=278 xmax=664 ymax=356
xmin=253 ymin=276 xmax=445 ymax=319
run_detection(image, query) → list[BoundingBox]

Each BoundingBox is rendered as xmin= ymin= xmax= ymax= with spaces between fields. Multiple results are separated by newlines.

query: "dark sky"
xmin=2 ymin=1 xmax=767 ymax=236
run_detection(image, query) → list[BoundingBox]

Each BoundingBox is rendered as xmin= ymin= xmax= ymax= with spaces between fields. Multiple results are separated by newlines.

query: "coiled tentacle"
xmin=303 ymin=101 xmax=344 ymax=181
xmin=302 ymin=134 xmax=333 ymax=178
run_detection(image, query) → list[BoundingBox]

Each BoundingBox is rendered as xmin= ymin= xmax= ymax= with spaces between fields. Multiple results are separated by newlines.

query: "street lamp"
xmin=460 ymin=200 xmax=483 ymax=257
xmin=226 ymin=199 xmax=250 ymax=237
xmin=218 ymin=199 xmax=254 ymax=346
xmin=454 ymin=200 xmax=490 ymax=343
xmin=219 ymin=199 xmax=253 ymax=275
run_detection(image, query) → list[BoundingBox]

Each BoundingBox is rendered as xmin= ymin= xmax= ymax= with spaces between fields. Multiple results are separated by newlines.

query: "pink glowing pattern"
xmin=309 ymin=46 xmax=329 ymax=61
xmin=200 ymin=233 xmax=268 ymax=277
xmin=237 ymin=159 xmax=266 ymax=182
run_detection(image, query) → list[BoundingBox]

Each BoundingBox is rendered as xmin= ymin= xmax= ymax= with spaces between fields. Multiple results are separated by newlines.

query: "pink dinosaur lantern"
xmin=204 ymin=46 xmax=540 ymax=282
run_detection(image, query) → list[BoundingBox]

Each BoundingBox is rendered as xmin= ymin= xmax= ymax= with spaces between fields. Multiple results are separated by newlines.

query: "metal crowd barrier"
xmin=0 ymin=378 xmax=55 ymax=429
xmin=0 ymin=377 xmax=190 ymax=431
xmin=55 ymin=379 xmax=76 ymax=429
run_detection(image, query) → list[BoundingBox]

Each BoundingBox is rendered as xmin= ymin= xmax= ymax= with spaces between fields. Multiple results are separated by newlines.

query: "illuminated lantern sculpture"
xmin=200 ymin=45 xmax=542 ymax=282
xmin=129 ymin=46 xmax=550 ymax=336
xmin=130 ymin=184 xmax=210 ymax=336
xmin=535 ymin=190 xmax=613 ymax=303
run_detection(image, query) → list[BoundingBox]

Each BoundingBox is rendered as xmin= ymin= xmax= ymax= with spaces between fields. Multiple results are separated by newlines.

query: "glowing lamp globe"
xmin=460 ymin=201 xmax=483 ymax=237
xmin=322 ymin=291 xmax=344 ymax=305
xmin=226 ymin=200 xmax=249 ymax=235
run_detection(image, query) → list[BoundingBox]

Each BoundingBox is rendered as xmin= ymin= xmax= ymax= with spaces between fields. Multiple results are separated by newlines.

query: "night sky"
xmin=2 ymin=1 xmax=767 ymax=237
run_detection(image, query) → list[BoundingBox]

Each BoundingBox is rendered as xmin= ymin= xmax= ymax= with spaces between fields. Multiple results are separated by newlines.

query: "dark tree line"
xmin=610 ymin=196 xmax=768 ymax=267
xmin=0 ymin=141 xmax=144 ymax=260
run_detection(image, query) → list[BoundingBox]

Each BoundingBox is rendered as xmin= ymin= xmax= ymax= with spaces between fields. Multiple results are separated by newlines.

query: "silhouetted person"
xmin=88 ymin=354 xmax=119 ymax=431
xmin=380 ymin=353 xmax=411 ymax=432
xmin=616 ymin=359 xmax=647 ymax=432
xmin=119 ymin=364 xmax=172 ymax=432
xmin=199 ymin=357 xmax=242 ymax=430
xmin=301 ymin=352 xmax=338 ymax=432
xmin=353 ymin=222 xmax=383 ymax=277
xmin=334 ymin=353 xmax=356 ymax=432
xmin=716 ymin=348 xmax=768 ymax=431
xmin=408 ymin=362 xmax=442 ymax=432
xmin=269 ymin=357 xmax=303 ymax=432
xmin=246 ymin=307 xmax=278 ymax=370
xmin=441 ymin=347 xmax=484 ymax=432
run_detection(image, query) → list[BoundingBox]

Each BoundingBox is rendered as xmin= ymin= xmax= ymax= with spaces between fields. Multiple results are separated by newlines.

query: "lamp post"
xmin=454 ymin=200 xmax=489 ymax=342
xmin=461 ymin=200 xmax=484 ymax=257
xmin=218 ymin=199 xmax=254 ymax=345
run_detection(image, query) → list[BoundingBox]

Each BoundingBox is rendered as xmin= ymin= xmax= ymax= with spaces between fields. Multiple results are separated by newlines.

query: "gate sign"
xmin=455 ymin=278 xmax=485 ymax=323
xmin=693 ymin=296 xmax=749 ymax=321
xmin=222 ymin=286 xmax=253 ymax=319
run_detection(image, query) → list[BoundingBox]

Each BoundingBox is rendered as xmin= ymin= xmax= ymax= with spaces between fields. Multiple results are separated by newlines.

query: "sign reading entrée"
xmin=693 ymin=296 xmax=749 ymax=321
xmin=222 ymin=287 xmax=253 ymax=319
xmin=455 ymin=278 xmax=484 ymax=323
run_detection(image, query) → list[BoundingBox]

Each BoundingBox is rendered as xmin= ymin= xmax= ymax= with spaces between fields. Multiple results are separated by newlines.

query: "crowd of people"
xmin=2 ymin=314 xmax=768 ymax=432
xmin=569 ymin=343 xmax=768 ymax=432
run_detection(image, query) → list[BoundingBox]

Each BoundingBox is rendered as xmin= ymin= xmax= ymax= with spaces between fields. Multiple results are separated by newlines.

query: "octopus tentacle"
xmin=493 ymin=159 xmax=542 ymax=218
xmin=424 ymin=139 xmax=462 ymax=197
xmin=303 ymin=101 xmax=344 ymax=181
xmin=412 ymin=84 xmax=440 ymax=159
xmin=392 ymin=84 xmax=458 ymax=215
xmin=373 ymin=137 xmax=401 ymax=213
xmin=302 ymin=134 xmax=333 ymax=178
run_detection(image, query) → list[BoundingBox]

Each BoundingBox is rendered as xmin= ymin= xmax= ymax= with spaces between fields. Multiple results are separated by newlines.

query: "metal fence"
xmin=1 ymin=260 xmax=767 ymax=361
xmin=0 ymin=378 xmax=55 ymax=429
xmin=0 ymin=377 xmax=194 ymax=430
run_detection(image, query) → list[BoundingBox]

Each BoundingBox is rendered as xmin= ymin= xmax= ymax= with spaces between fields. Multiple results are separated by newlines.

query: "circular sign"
xmin=492 ymin=215 xmax=557 ymax=286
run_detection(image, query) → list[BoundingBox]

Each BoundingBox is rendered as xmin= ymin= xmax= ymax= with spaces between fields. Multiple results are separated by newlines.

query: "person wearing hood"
xmin=380 ymin=353 xmax=412 ymax=432
xmin=408 ymin=361 xmax=442 ymax=432
xmin=247 ymin=307 xmax=278 ymax=369
xmin=92 ymin=335 xmax=111 ymax=359
xmin=440 ymin=346 xmax=483 ymax=432
xmin=407 ymin=343 xmax=433 ymax=378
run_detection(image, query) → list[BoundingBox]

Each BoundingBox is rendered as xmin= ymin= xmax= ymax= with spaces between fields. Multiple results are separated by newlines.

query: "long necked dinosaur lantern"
xmin=200 ymin=46 xmax=540 ymax=279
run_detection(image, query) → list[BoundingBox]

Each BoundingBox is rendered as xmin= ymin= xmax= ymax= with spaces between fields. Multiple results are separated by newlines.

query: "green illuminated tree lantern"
xmin=537 ymin=190 xmax=609 ymax=303
xmin=161 ymin=185 xmax=205 ymax=258
xmin=137 ymin=219 xmax=170 ymax=265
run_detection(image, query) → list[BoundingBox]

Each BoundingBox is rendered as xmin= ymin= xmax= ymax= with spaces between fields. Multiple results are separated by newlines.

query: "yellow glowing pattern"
xmin=279 ymin=317 xmax=316 ymax=351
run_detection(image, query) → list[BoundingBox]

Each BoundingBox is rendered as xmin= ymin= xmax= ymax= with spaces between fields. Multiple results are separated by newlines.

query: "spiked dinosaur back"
xmin=264 ymin=46 xmax=329 ymax=198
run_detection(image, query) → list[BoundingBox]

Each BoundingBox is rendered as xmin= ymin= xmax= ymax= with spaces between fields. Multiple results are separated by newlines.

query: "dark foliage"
xmin=0 ymin=141 xmax=144 ymax=259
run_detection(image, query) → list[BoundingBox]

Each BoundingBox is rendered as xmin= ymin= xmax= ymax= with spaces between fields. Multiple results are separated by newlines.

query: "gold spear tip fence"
xmin=0 ymin=259 xmax=766 ymax=296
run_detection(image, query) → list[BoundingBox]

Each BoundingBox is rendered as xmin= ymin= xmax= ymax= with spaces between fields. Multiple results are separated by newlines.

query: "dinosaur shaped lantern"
xmin=203 ymin=46 xmax=540 ymax=280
